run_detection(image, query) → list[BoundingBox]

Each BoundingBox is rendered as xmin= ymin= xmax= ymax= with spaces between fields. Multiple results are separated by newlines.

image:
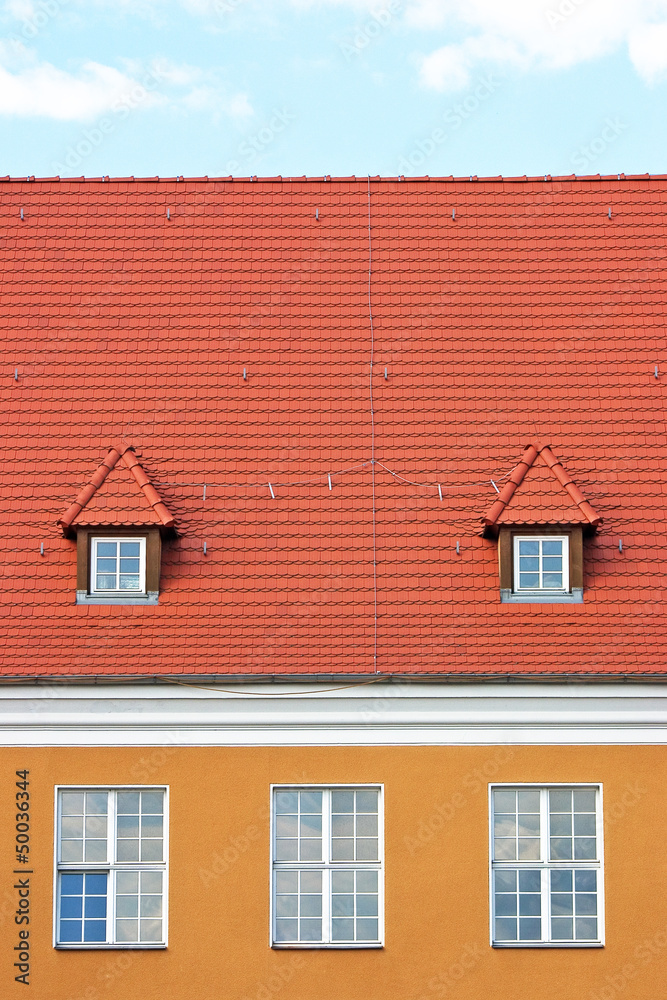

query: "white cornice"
xmin=0 ymin=681 xmax=666 ymax=747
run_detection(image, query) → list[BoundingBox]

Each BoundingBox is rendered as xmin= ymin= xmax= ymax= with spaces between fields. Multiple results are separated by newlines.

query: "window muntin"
xmin=56 ymin=788 xmax=167 ymax=947
xmin=513 ymin=536 xmax=569 ymax=593
xmin=490 ymin=786 xmax=602 ymax=947
xmin=272 ymin=786 xmax=383 ymax=947
xmin=91 ymin=537 xmax=146 ymax=594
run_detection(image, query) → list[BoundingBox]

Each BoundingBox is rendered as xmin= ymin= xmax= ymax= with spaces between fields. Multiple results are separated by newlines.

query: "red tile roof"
xmin=58 ymin=443 xmax=175 ymax=530
xmin=2 ymin=176 xmax=667 ymax=679
xmin=483 ymin=444 xmax=602 ymax=532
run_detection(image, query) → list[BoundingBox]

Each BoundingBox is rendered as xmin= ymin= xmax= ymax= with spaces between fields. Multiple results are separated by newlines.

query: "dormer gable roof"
xmin=57 ymin=443 xmax=175 ymax=532
xmin=482 ymin=444 xmax=602 ymax=535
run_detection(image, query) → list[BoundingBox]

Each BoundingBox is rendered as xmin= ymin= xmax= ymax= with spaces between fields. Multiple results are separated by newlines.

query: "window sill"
xmin=75 ymin=591 xmax=159 ymax=606
xmin=271 ymin=942 xmax=383 ymax=950
xmin=492 ymin=941 xmax=603 ymax=948
xmin=55 ymin=943 xmax=167 ymax=950
xmin=500 ymin=588 xmax=583 ymax=604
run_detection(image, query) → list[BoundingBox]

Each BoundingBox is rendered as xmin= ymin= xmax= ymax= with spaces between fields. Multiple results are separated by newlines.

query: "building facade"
xmin=1 ymin=174 xmax=666 ymax=999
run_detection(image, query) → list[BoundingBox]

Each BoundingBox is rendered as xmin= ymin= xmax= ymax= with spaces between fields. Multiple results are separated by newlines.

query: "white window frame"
xmin=513 ymin=535 xmax=569 ymax=594
xmin=489 ymin=783 xmax=604 ymax=948
xmin=270 ymin=784 xmax=384 ymax=949
xmin=90 ymin=536 xmax=147 ymax=596
xmin=53 ymin=785 xmax=169 ymax=949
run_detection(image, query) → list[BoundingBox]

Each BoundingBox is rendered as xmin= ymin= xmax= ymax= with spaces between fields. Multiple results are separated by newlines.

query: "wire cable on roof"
xmin=367 ymin=175 xmax=378 ymax=675
xmin=158 ymin=460 xmax=515 ymax=494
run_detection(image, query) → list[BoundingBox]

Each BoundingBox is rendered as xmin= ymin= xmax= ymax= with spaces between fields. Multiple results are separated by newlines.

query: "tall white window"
xmin=271 ymin=786 xmax=383 ymax=947
xmin=91 ymin=538 xmax=146 ymax=594
xmin=513 ymin=536 xmax=569 ymax=593
xmin=490 ymin=785 xmax=603 ymax=946
xmin=55 ymin=787 xmax=167 ymax=947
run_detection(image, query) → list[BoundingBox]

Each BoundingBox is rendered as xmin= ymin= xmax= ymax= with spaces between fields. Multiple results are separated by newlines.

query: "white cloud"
xmin=0 ymin=45 xmax=254 ymax=121
xmin=278 ymin=0 xmax=667 ymax=89
xmin=3 ymin=0 xmax=36 ymax=18
xmin=412 ymin=0 xmax=667 ymax=90
xmin=628 ymin=21 xmax=667 ymax=83
xmin=0 ymin=58 xmax=159 ymax=119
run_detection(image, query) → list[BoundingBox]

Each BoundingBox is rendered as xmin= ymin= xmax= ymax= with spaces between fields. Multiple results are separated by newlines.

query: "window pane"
xmin=550 ymin=814 xmax=572 ymax=836
xmin=300 ymin=791 xmax=322 ymax=813
xmin=275 ymin=871 xmax=297 ymax=894
xmin=573 ymin=814 xmax=596 ymax=836
xmin=575 ymin=917 xmax=598 ymax=940
xmin=574 ymin=837 xmax=597 ymax=860
xmin=96 ymin=542 xmax=117 ymax=557
xmin=116 ymin=919 xmax=139 ymax=943
xmin=542 ymin=540 xmax=562 ymax=555
xmin=550 ymin=837 xmax=573 ymax=860
xmin=332 ymin=918 xmax=354 ymax=941
xmin=356 ymin=838 xmax=378 ymax=861
xmin=495 ymin=917 xmax=517 ymax=941
xmin=493 ymin=790 xmax=516 ymax=812
xmin=96 ymin=559 xmax=117 ymax=573
xmin=300 ymin=918 xmax=322 ymax=941
xmin=356 ymin=791 xmax=378 ymax=813
xmin=575 ymin=870 xmax=597 ymax=892
xmin=574 ymin=790 xmax=596 ymax=812
xmin=494 ymin=870 xmax=516 ymax=893
xmin=275 ymin=919 xmax=298 ymax=942
xmin=356 ymin=918 xmax=378 ymax=941
xmin=331 ymin=870 xmax=354 ymax=893
xmin=518 ymin=870 xmax=540 ymax=892
xmin=494 ymin=838 xmax=516 ymax=861
xmin=551 ymin=917 xmax=573 ymax=940
xmin=120 ymin=542 xmax=141 ymax=557
xmin=140 ymin=919 xmax=162 ymax=942
xmin=275 ymin=792 xmax=298 ymax=813
xmin=494 ymin=814 xmax=516 ymax=837
xmin=519 ymin=918 xmax=541 ymax=940
xmin=518 ymin=540 xmax=539 ymax=555
xmin=549 ymin=790 xmax=572 ymax=812
xmin=117 ymin=791 xmax=140 ymax=814
xmin=331 ymin=791 xmax=354 ymax=813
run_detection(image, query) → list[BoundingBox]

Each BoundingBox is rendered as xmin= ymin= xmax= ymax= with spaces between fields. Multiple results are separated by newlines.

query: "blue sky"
xmin=1 ymin=0 xmax=666 ymax=178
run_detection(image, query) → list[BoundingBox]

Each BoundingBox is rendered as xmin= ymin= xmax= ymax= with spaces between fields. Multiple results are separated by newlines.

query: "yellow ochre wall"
xmin=1 ymin=744 xmax=665 ymax=1000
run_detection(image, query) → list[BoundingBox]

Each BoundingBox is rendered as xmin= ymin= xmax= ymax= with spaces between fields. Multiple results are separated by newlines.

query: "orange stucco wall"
xmin=1 ymin=744 xmax=665 ymax=1000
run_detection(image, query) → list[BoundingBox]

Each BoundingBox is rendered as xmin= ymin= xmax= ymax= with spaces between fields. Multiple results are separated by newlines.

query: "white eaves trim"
xmin=0 ymin=682 xmax=666 ymax=747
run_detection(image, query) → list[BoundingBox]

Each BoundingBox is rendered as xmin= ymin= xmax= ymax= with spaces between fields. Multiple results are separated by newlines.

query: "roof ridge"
xmin=57 ymin=444 xmax=175 ymax=531
xmin=1 ymin=173 xmax=663 ymax=185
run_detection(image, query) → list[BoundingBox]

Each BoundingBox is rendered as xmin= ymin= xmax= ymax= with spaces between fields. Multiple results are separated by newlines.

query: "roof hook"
xmin=608 ymin=206 xmax=612 ymax=219
xmin=618 ymin=539 xmax=623 ymax=553
xmin=655 ymin=365 xmax=659 ymax=379
xmin=14 ymin=367 xmax=18 ymax=381
xmin=20 ymin=208 xmax=24 ymax=221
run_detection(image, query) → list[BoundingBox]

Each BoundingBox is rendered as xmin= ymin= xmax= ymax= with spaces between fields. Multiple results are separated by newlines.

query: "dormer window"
xmin=514 ymin=535 xmax=568 ymax=594
xmin=91 ymin=537 xmax=146 ymax=594
xmin=499 ymin=528 xmax=581 ymax=603
xmin=76 ymin=529 xmax=161 ymax=605
xmin=57 ymin=443 xmax=175 ymax=607
xmin=482 ymin=444 xmax=602 ymax=605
